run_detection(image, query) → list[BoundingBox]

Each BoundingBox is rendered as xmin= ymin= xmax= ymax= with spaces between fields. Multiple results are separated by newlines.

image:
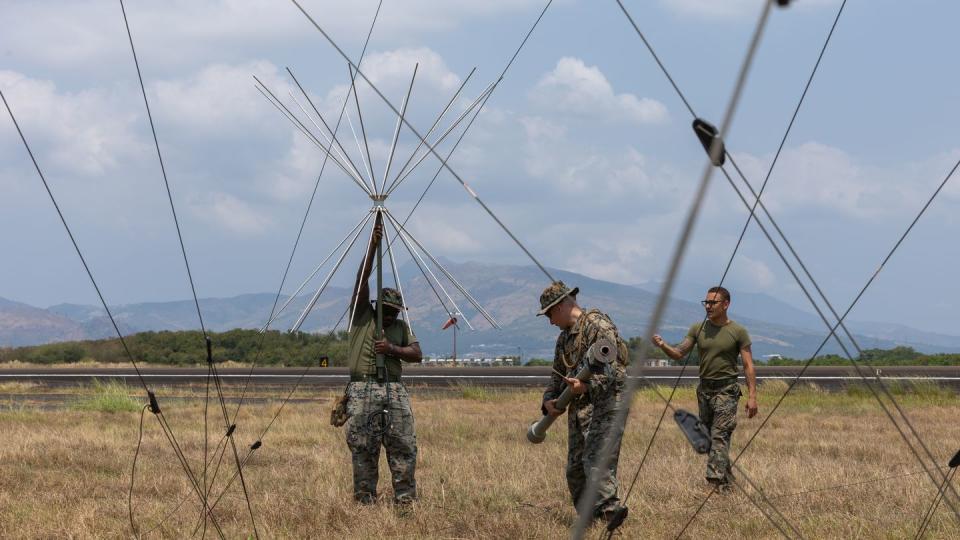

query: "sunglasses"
xmin=701 ymin=300 xmax=723 ymax=307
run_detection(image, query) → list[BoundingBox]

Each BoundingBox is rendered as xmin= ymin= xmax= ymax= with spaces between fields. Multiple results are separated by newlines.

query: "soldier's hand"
xmin=652 ymin=334 xmax=665 ymax=349
xmin=372 ymin=221 xmax=384 ymax=242
xmin=544 ymin=399 xmax=564 ymax=417
xmin=745 ymin=396 xmax=758 ymax=418
xmin=374 ymin=339 xmax=394 ymax=356
xmin=564 ymin=376 xmax=588 ymax=395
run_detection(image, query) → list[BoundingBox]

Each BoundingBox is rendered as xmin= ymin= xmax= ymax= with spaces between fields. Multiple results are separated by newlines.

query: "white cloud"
xmin=354 ymin=48 xmax=461 ymax=94
xmin=732 ymin=255 xmax=776 ymax=290
xmin=0 ymin=1 xmax=545 ymax=71
xmin=530 ymin=57 xmax=668 ymax=125
xmin=198 ymin=192 xmax=272 ymax=234
xmin=152 ymin=60 xmax=290 ymax=135
xmin=730 ymin=142 xmax=884 ymax=218
xmin=567 ymin=236 xmax=655 ymax=285
xmin=408 ymin=219 xmax=483 ymax=255
xmin=519 ymin=115 xmax=678 ymax=201
xmin=0 ymin=70 xmax=144 ymax=176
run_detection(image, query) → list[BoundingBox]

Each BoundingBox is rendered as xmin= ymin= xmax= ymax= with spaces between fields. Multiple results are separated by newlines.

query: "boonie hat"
xmin=537 ymin=281 xmax=579 ymax=316
xmin=379 ymin=287 xmax=404 ymax=310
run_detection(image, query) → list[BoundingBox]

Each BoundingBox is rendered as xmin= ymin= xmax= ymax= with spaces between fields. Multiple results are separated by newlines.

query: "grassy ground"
xmin=1 ymin=381 xmax=959 ymax=538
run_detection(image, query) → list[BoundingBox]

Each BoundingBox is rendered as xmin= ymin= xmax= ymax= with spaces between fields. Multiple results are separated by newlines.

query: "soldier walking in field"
xmin=539 ymin=281 xmax=629 ymax=524
xmin=341 ymin=214 xmax=422 ymax=505
xmin=652 ymin=286 xmax=758 ymax=492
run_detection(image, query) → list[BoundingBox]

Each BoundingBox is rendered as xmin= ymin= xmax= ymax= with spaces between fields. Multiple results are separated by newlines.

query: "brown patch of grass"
xmin=0 ymin=384 xmax=959 ymax=538
xmin=0 ymin=381 xmax=40 ymax=393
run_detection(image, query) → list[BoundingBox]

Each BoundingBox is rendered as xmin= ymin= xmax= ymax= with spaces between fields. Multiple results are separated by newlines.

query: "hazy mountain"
xmin=4 ymin=261 xmax=960 ymax=360
xmin=0 ymin=297 xmax=88 ymax=347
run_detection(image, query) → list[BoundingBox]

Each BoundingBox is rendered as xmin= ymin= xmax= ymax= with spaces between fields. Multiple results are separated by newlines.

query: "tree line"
xmin=2 ymin=332 xmax=959 ymax=367
xmin=0 ymin=329 xmax=350 ymax=366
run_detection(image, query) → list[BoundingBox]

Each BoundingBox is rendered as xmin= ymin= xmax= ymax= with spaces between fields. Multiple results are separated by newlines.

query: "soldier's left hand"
xmin=374 ymin=339 xmax=394 ymax=356
xmin=564 ymin=376 xmax=588 ymax=395
xmin=745 ymin=397 xmax=758 ymax=418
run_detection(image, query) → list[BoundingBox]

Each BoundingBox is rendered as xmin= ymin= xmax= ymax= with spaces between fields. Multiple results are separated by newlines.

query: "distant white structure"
xmin=422 ymin=356 xmax=518 ymax=366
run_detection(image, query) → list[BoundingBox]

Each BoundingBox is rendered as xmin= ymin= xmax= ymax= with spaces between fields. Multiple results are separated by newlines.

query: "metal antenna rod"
xmin=344 ymin=108 xmax=375 ymax=193
xmin=255 ymin=85 xmax=328 ymax=157
xmin=382 ymin=64 xmax=418 ymax=195
xmin=291 ymin=210 xmax=375 ymax=332
xmin=254 ymin=78 xmax=371 ymax=195
xmin=382 ymin=210 xmax=415 ymax=338
xmin=384 ymin=209 xmax=499 ymax=328
xmin=386 ymin=80 xmax=497 ymax=197
xmin=348 ymin=63 xmax=379 ymax=194
xmin=256 ymin=76 xmax=362 ymax=186
xmin=386 ymin=208 xmax=499 ymax=328
xmin=287 ymin=89 xmax=373 ymax=194
xmin=392 ymin=78 xmax=502 ymax=245
xmin=289 ymin=0 xmax=555 ymax=282
xmin=387 ymin=211 xmax=476 ymax=331
xmin=386 ymin=67 xmax=477 ymax=193
xmin=261 ymin=210 xmax=374 ymax=332
xmin=285 ymin=67 xmax=373 ymax=194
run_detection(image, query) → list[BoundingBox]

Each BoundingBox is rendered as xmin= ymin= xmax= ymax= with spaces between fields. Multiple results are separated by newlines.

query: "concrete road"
xmin=2 ymin=365 xmax=959 ymax=390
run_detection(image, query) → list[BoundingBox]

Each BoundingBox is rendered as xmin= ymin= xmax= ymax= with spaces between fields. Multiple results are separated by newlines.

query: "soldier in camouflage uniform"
xmin=343 ymin=214 xmax=422 ymax=505
xmin=652 ymin=286 xmax=758 ymax=491
xmin=539 ymin=281 xmax=629 ymax=523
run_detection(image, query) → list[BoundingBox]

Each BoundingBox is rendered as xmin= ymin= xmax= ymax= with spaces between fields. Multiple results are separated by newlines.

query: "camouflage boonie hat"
xmin=537 ymin=281 xmax=579 ymax=316
xmin=379 ymin=287 xmax=404 ymax=310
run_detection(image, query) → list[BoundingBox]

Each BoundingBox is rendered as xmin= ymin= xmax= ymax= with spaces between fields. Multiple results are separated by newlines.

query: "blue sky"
xmin=2 ymin=0 xmax=959 ymax=335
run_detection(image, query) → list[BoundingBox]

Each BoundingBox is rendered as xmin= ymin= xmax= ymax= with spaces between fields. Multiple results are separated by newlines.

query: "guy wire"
xmin=676 ymin=159 xmax=960 ymax=535
xmin=573 ymin=1 xmax=774 ymax=537
xmin=613 ymin=0 xmax=848 ymax=521
xmin=1 ymin=86 xmax=223 ymax=538
xmin=119 ymin=1 xmax=257 ymax=535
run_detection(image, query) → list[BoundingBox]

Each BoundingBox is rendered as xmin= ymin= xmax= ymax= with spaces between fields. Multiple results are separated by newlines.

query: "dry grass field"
xmin=1 ymin=380 xmax=959 ymax=539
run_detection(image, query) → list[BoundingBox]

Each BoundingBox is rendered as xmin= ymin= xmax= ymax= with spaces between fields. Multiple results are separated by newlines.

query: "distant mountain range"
xmin=3 ymin=260 xmax=960 ymax=360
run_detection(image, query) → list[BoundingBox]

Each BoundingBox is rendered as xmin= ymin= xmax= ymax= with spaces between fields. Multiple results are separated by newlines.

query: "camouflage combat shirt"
xmin=542 ymin=309 xmax=628 ymax=409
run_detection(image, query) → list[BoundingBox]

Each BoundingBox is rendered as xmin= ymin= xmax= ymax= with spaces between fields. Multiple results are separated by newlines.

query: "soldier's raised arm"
xmin=652 ymin=334 xmax=694 ymax=361
xmin=350 ymin=213 xmax=382 ymax=324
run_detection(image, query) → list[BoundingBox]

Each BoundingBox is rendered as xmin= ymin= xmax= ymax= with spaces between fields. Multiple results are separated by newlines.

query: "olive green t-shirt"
xmin=347 ymin=301 xmax=417 ymax=380
xmin=687 ymin=320 xmax=751 ymax=381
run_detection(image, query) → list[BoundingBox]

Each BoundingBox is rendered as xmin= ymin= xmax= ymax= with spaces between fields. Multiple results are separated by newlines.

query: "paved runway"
xmin=2 ymin=365 xmax=960 ymax=390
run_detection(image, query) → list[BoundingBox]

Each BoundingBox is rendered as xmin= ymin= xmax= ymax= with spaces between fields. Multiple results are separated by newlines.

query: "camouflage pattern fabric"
xmin=537 ymin=280 xmax=579 ymax=315
xmin=542 ymin=309 xmax=628 ymax=516
xmin=345 ymin=381 xmax=417 ymax=503
xmin=380 ymin=287 xmax=404 ymax=309
xmin=566 ymin=390 xmax=626 ymax=516
xmin=696 ymin=380 xmax=741 ymax=484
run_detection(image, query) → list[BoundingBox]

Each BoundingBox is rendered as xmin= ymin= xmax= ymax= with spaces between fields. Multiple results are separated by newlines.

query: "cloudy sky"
xmin=2 ymin=0 xmax=959 ymax=335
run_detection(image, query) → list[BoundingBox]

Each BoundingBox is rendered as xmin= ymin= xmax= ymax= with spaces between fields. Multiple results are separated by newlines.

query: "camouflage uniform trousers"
xmin=696 ymin=379 xmax=741 ymax=484
xmin=345 ymin=381 xmax=417 ymax=503
xmin=566 ymin=389 xmax=625 ymax=517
